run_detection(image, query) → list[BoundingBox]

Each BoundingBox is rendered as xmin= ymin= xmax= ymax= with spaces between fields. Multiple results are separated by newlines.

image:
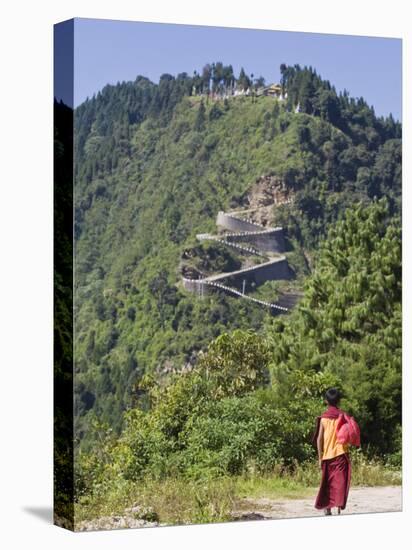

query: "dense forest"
xmin=71 ymin=61 xmax=401 ymax=489
xmin=76 ymin=200 xmax=401 ymax=498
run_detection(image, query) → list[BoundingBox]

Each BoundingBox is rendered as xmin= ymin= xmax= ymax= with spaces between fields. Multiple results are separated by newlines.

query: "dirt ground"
xmin=76 ymin=486 xmax=402 ymax=531
xmin=232 ymin=486 xmax=402 ymax=521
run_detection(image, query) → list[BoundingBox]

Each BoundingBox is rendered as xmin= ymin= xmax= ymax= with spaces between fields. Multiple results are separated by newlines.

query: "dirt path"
xmin=76 ymin=486 xmax=402 ymax=531
xmin=232 ymin=486 xmax=402 ymax=521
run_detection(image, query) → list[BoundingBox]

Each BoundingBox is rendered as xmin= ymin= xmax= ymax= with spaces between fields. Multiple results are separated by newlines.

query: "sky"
xmin=56 ymin=18 xmax=402 ymax=120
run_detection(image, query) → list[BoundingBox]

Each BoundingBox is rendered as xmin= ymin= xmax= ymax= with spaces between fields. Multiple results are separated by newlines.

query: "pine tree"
xmin=194 ymin=100 xmax=206 ymax=131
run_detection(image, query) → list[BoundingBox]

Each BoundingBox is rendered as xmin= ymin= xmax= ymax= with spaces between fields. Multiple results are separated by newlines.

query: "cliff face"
xmin=238 ymin=174 xmax=293 ymax=226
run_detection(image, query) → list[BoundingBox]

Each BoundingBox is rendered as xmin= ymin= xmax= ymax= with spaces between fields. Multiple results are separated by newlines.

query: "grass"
xmin=75 ymin=476 xmax=236 ymax=526
xmin=233 ymin=474 xmax=314 ymax=501
xmin=74 ymin=453 xmax=401 ymax=527
xmin=349 ymin=450 xmax=402 ymax=486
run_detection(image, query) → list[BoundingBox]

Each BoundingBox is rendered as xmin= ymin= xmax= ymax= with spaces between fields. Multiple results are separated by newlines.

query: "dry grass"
xmin=75 ymin=455 xmax=401 ymax=526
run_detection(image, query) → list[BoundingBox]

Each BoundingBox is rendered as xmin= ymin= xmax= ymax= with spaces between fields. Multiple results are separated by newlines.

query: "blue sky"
xmin=61 ymin=18 xmax=401 ymax=120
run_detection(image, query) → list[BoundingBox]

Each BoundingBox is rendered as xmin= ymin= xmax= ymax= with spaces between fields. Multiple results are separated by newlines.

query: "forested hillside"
xmin=73 ymin=64 xmax=401 ymax=451
xmin=75 ymin=199 xmax=401 ymax=494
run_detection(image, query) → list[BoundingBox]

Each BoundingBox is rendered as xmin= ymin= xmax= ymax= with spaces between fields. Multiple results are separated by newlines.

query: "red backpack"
xmin=336 ymin=412 xmax=361 ymax=447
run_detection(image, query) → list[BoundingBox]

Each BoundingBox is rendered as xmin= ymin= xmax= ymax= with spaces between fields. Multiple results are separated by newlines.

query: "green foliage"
xmin=209 ymin=102 xmax=223 ymax=121
xmin=280 ymin=64 xmax=401 ymax=145
xmin=75 ymin=451 xmax=400 ymax=525
xmin=75 ymin=475 xmax=236 ymax=526
xmin=75 ymin=330 xmax=331 ymax=494
xmin=268 ymin=200 xmax=401 ymax=455
xmin=194 ymin=100 xmax=206 ymax=131
xmin=195 ymin=330 xmax=270 ymax=399
xmin=73 ymin=62 xmax=401 ymax=455
xmin=76 ymin=201 xmax=402 ymax=506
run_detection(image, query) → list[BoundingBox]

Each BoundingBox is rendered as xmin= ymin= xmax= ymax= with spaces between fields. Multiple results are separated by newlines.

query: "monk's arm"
xmin=317 ymin=421 xmax=324 ymax=467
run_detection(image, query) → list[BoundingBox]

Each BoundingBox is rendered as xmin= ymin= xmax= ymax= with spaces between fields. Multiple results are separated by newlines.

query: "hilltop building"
xmin=256 ymin=83 xmax=287 ymax=100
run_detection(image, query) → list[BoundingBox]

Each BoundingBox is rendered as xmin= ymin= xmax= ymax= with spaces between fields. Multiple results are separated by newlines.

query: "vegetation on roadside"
xmin=60 ymin=63 xmax=402 ymax=527
xmin=72 ymin=197 xmax=401 ymax=525
xmin=74 ymin=454 xmax=401 ymax=526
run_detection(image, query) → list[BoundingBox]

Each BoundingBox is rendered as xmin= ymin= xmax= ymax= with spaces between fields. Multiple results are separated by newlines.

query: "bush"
xmin=126 ymin=306 xmax=136 ymax=321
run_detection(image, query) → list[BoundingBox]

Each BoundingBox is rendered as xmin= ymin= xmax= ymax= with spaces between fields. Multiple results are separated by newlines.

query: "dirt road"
xmin=232 ymin=486 xmax=402 ymax=521
xmin=76 ymin=486 xmax=402 ymax=531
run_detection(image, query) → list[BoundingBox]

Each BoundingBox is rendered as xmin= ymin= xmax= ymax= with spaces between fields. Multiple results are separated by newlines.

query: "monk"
xmin=312 ymin=388 xmax=351 ymax=516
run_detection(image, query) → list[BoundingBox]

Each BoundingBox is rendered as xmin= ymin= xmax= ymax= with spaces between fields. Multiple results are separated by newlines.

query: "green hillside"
xmin=73 ymin=64 xmax=401 ymax=449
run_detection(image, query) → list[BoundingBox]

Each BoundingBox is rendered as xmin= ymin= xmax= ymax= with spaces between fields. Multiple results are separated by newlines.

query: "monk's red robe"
xmin=312 ymin=406 xmax=351 ymax=510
